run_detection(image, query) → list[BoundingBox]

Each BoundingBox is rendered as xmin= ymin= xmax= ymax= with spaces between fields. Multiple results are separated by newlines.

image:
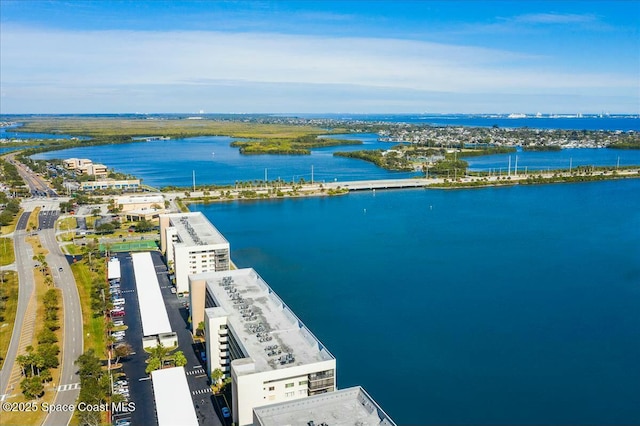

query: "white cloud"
xmin=513 ymin=13 xmax=597 ymax=25
xmin=0 ymin=24 xmax=637 ymax=112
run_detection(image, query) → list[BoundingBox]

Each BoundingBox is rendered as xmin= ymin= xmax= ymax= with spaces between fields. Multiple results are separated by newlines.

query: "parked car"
xmin=113 ymin=320 xmax=124 ymax=327
xmin=221 ymin=407 xmax=230 ymax=418
xmin=111 ymin=310 xmax=125 ymax=317
xmin=170 ymin=287 xmax=177 ymax=294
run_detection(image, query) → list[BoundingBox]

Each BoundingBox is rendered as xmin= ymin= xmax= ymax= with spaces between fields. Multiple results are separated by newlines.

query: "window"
xmin=285 ymin=391 xmax=295 ymax=397
xmin=285 ymin=383 xmax=294 ymax=388
xmin=298 ymin=380 xmax=308 ymax=386
xmin=268 ymin=386 xmax=275 ymax=391
xmin=298 ymin=389 xmax=307 ymax=396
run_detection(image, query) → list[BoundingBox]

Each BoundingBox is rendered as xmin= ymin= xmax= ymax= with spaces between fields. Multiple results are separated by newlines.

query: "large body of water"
xmin=293 ymin=113 xmax=640 ymax=131
xmin=33 ymin=134 xmax=419 ymax=187
xmin=32 ymin=133 xmax=640 ymax=188
xmin=21 ymin=116 xmax=640 ymax=423
xmin=191 ymin=180 xmax=640 ymax=425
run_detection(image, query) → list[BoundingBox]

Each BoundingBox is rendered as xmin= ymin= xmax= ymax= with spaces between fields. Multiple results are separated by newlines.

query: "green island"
xmin=230 ymin=134 xmax=360 ymax=154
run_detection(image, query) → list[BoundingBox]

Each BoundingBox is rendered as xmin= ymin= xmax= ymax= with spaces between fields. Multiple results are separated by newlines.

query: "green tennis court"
xmin=100 ymin=240 xmax=158 ymax=252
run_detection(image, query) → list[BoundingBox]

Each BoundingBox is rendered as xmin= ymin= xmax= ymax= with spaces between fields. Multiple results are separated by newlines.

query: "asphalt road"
xmin=40 ymin=208 xmax=84 ymax=426
xmin=0 ymin=212 xmax=33 ymax=400
xmin=5 ymin=153 xmax=57 ymax=197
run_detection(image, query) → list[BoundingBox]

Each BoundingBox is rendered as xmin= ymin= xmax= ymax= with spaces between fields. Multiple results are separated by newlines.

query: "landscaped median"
xmin=1 ymin=236 xmax=63 ymax=426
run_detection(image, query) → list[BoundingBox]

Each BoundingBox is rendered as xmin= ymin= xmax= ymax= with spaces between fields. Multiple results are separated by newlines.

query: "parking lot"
xmin=108 ymin=251 xmax=225 ymax=426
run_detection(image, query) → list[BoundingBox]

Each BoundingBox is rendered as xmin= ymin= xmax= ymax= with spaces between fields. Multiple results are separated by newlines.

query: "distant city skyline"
xmin=1 ymin=1 xmax=638 ymax=114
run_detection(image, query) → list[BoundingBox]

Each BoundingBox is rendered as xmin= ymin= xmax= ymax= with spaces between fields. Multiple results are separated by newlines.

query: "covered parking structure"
xmin=131 ymin=252 xmax=174 ymax=347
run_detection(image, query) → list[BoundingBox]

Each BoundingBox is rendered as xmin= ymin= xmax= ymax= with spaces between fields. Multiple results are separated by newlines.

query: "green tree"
xmin=135 ymin=218 xmax=154 ymax=233
xmin=37 ymin=344 xmax=60 ymax=369
xmin=211 ymin=368 xmax=224 ymax=384
xmin=196 ymin=321 xmax=205 ymax=337
xmin=173 ymin=351 xmax=187 ymax=367
xmin=37 ymin=328 xmax=58 ymax=344
xmin=20 ymin=376 xmax=44 ymax=400
xmin=145 ymin=357 xmax=161 ymax=374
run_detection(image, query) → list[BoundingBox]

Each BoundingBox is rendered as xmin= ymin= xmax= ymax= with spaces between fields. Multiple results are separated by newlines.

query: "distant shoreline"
xmin=175 ymin=167 xmax=640 ymax=205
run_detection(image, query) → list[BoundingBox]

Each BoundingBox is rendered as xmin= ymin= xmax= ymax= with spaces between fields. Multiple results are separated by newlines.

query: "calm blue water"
xmin=33 ymin=135 xmax=639 ymax=187
xmin=466 ymin=148 xmax=640 ymax=172
xmin=0 ymin=146 xmax=34 ymax=154
xmin=33 ymin=134 xmax=419 ymax=187
xmin=0 ymin=126 xmax=87 ymax=140
xmin=191 ymin=180 xmax=640 ymax=425
xmin=294 ymin=113 xmax=640 ymax=131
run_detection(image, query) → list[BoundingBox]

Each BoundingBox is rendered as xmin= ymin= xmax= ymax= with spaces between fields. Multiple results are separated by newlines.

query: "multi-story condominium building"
xmin=159 ymin=212 xmax=230 ymax=293
xmin=253 ymin=386 xmax=397 ymax=426
xmin=75 ymin=162 xmax=108 ymax=177
xmin=189 ymin=268 xmax=336 ymax=426
xmin=63 ymin=158 xmax=93 ymax=169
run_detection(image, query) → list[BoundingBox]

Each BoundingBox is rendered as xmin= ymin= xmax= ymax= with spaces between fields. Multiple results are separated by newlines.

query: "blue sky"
xmin=1 ymin=1 xmax=638 ymax=114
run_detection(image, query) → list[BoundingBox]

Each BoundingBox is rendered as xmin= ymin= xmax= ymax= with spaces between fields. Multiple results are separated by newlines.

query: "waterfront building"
xmin=253 ymin=386 xmax=396 ymax=426
xmin=159 ymin=212 xmax=230 ymax=293
xmin=63 ymin=158 xmax=108 ymax=176
xmin=115 ymin=194 xmax=166 ymax=221
xmin=63 ymin=158 xmax=92 ymax=170
xmin=79 ymin=179 xmax=140 ymax=191
xmin=75 ymin=162 xmax=108 ymax=177
xmin=189 ymin=268 xmax=336 ymax=426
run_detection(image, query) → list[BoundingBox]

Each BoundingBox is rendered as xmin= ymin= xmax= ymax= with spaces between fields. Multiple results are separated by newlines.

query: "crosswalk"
xmin=57 ymin=383 xmax=81 ymax=392
xmin=186 ymin=368 xmax=206 ymax=376
xmin=192 ymin=387 xmax=212 ymax=396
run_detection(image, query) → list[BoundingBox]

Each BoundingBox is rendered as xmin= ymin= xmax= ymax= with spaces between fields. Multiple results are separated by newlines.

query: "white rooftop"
xmin=151 ymin=367 xmax=199 ymax=426
xmin=201 ymin=268 xmax=334 ymax=373
xmin=131 ymin=252 xmax=172 ymax=336
xmin=107 ymin=258 xmax=120 ymax=280
xmin=116 ymin=194 xmax=164 ymax=205
xmin=164 ymin=212 xmax=228 ymax=247
xmin=253 ymin=386 xmax=397 ymax=426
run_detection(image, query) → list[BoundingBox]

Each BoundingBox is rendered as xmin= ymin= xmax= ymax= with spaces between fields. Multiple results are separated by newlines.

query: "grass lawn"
xmin=57 ymin=216 xmax=77 ymax=232
xmin=0 ymin=271 xmax=18 ymax=369
xmin=0 ymin=237 xmax=15 ymax=265
xmin=70 ymin=261 xmax=105 ymax=355
xmin=0 ymin=208 xmax=22 ymax=236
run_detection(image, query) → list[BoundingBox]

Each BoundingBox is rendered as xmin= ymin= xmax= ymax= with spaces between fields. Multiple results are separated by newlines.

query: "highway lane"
xmin=0 ymin=212 xmax=34 ymax=400
xmin=40 ymin=208 xmax=83 ymax=426
xmin=5 ymin=153 xmax=57 ymax=197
